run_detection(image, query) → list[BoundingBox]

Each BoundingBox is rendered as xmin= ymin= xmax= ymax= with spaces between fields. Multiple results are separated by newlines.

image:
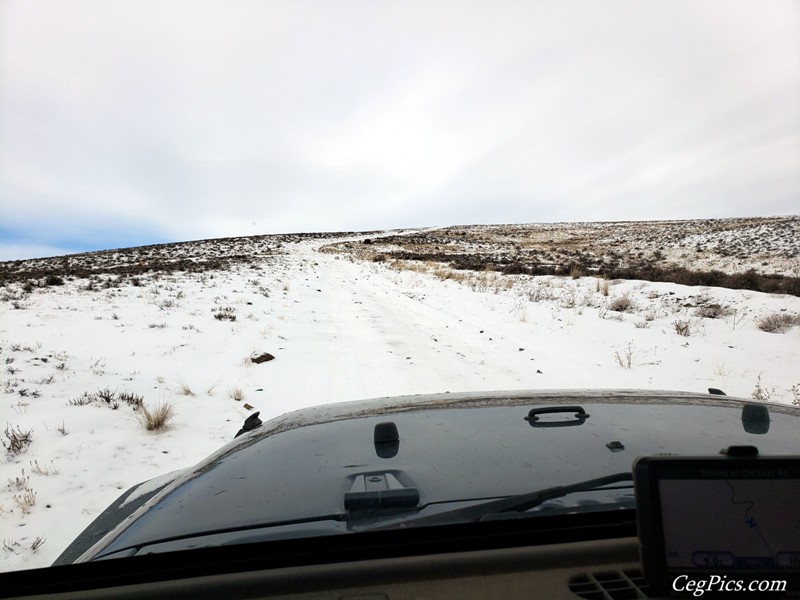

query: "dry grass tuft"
xmin=13 ymin=488 xmax=36 ymax=514
xmin=694 ymin=304 xmax=734 ymax=319
xmin=751 ymin=373 xmax=776 ymax=402
xmin=3 ymin=425 xmax=33 ymax=456
xmin=137 ymin=400 xmax=175 ymax=431
xmin=229 ymin=387 xmax=245 ymax=401
xmin=30 ymin=536 xmax=46 ymax=552
xmin=755 ymin=313 xmax=799 ymax=333
xmin=30 ymin=459 xmax=59 ymax=476
xmin=673 ymin=320 xmax=691 ymax=336
xmin=711 ymin=359 xmax=732 ymax=378
xmin=613 ymin=341 xmax=636 ymax=369
xmin=213 ymin=306 xmax=237 ymax=322
xmin=608 ymin=293 xmax=634 ymax=312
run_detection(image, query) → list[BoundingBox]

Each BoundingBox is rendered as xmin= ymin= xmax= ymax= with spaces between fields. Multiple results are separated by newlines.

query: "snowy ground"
xmin=1 ymin=224 xmax=799 ymax=572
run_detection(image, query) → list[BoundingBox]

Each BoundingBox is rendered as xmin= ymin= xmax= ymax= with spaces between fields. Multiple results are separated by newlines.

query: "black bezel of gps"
xmin=634 ymin=454 xmax=800 ymax=597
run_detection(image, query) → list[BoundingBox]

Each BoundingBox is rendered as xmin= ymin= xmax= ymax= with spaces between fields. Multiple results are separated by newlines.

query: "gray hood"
xmin=77 ymin=389 xmax=800 ymax=561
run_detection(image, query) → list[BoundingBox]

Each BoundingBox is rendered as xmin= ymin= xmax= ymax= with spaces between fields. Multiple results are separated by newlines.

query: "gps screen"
xmin=658 ymin=478 xmax=800 ymax=570
xmin=635 ymin=455 xmax=800 ymax=595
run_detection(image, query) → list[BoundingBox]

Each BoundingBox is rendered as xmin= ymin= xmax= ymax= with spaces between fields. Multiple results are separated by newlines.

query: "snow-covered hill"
xmin=1 ymin=220 xmax=798 ymax=571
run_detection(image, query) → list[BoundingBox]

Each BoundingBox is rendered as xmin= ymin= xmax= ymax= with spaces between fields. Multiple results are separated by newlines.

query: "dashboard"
xmin=5 ymin=537 xmax=649 ymax=600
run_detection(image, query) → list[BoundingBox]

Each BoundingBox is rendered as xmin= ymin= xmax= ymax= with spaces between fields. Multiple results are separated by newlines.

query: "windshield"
xmin=1 ymin=0 xmax=799 ymax=575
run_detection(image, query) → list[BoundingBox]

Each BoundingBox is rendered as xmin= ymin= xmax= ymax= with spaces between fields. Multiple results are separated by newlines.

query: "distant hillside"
xmin=324 ymin=217 xmax=800 ymax=296
xmin=2 ymin=217 xmax=798 ymax=295
xmin=0 ymin=230 xmax=385 ymax=285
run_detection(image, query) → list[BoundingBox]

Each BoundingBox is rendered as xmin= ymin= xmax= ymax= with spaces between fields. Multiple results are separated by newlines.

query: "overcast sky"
xmin=1 ymin=1 xmax=798 ymax=260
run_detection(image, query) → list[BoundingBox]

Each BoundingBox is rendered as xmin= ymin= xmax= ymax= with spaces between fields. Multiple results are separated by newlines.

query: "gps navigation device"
xmin=634 ymin=453 xmax=800 ymax=596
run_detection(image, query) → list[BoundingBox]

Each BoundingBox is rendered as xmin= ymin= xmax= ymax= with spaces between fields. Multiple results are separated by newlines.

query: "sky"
xmin=1 ymin=0 xmax=799 ymax=260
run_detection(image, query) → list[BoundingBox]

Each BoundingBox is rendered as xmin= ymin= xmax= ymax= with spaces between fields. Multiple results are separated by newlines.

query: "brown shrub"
xmin=608 ymin=294 xmax=635 ymax=312
xmin=755 ymin=313 xmax=800 ymax=333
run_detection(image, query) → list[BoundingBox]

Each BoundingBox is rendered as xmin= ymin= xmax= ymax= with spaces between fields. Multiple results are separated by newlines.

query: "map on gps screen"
xmin=659 ymin=479 xmax=800 ymax=569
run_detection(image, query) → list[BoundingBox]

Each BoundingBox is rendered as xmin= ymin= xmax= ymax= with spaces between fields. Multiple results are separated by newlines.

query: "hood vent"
xmin=568 ymin=568 xmax=653 ymax=599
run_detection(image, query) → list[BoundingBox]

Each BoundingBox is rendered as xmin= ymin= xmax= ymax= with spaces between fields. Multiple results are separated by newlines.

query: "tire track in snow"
xmin=313 ymin=251 xmax=532 ymax=398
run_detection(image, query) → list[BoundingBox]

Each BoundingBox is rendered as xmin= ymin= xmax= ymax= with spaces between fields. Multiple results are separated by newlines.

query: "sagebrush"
xmin=3 ymin=425 xmax=33 ymax=456
xmin=755 ymin=313 xmax=799 ymax=333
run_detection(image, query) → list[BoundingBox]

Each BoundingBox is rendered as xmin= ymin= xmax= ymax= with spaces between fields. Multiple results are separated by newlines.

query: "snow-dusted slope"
xmin=1 ymin=229 xmax=799 ymax=572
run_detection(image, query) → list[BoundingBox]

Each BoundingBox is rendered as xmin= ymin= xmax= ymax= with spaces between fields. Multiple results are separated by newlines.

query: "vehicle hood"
xmin=75 ymin=389 xmax=800 ymax=561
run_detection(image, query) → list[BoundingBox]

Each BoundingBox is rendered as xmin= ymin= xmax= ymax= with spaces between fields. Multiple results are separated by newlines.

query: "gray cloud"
xmin=1 ymin=0 xmax=798 ymax=259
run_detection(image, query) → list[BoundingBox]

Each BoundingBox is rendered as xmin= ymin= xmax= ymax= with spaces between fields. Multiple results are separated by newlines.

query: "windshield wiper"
xmin=371 ymin=471 xmax=634 ymax=530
